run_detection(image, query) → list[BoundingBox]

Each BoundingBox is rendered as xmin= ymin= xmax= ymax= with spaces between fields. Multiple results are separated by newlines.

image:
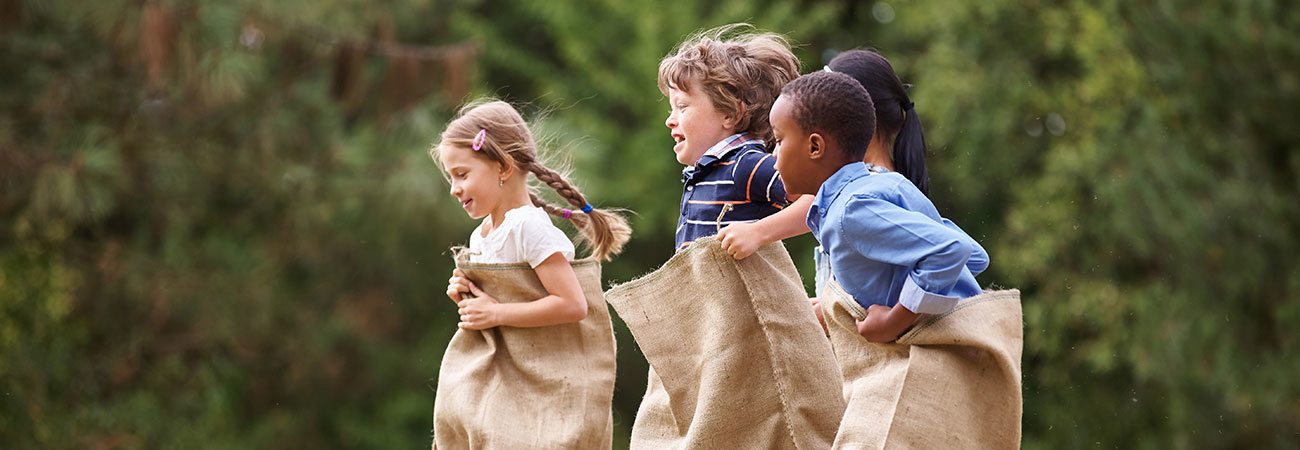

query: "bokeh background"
xmin=3 ymin=0 xmax=1298 ymax=448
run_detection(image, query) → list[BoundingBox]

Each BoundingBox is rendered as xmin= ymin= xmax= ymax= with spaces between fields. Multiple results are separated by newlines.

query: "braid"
xmin=525 ymin=161 xmax=588 ymax=208
xmin=524 ymin=161 xmax=631 ymax=261
xmin=529 ymin=192 xmax=583 ymax=226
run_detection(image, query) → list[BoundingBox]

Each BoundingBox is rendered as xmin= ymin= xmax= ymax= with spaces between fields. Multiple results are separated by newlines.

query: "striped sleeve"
xmin=734 ymin=149 xmax=787 ymax=205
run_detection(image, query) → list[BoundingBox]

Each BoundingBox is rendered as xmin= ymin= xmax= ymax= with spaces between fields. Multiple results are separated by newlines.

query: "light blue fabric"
xmin=807 ymin=163 xmax=987 ymax=314
xmin=813 ymin=246 xmax=832 ymax=298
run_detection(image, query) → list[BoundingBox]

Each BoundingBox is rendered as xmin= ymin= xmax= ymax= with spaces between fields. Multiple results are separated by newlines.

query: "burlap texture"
xmin=605 ymin=236 xmax=844 ymax=450
xmin=432 ymin=256 xmax=616 ymax=450
xmin=822 ymin=279 xmax=1023 ymax=450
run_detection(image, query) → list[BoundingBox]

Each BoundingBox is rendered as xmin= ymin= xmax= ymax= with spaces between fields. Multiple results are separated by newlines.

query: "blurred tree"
xmin=2 ymin=0 xmax=471 ymax=447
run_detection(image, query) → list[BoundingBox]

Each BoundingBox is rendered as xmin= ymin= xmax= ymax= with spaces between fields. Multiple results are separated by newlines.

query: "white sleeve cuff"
xmin=898 ymin=276 xmax=959 ymax=315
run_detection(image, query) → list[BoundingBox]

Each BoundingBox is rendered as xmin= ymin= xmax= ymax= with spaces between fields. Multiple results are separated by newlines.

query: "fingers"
xmin=732 ymin=246 xmax=754 ymax=260
xmin=448 ymin=273 xmax=475 ymax=300
xmin=466 ymin=280 xmax=484 ymax=296
xmin=457 ymin=297 xmax=489 ymax=330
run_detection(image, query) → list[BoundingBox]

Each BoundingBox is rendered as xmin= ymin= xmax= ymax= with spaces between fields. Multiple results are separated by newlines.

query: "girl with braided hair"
xmin=435 ymin=99 xmax=630 ymax=329
xmin=431 ymin=100 xmax=629 ymax=449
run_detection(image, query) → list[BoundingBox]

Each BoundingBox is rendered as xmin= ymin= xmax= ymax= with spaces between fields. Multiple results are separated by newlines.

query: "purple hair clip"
xmin=471 ymin=129 xmax=487 ymax=151
xmin=562 ymin=209 xmax=573 ymax=219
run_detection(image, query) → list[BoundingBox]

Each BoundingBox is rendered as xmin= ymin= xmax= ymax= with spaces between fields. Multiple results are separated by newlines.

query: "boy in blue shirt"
xmin=769 ymin=71 xmax=989 ymax=342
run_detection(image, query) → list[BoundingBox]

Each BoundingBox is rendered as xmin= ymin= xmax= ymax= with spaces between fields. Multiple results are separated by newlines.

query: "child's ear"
xmin=724 ymin=102 xmax=746 ymax=130
xmin=809 ymin=133 xmax=826 ymax=160
xmin=497 ymin=160 xmax=516 ymax=181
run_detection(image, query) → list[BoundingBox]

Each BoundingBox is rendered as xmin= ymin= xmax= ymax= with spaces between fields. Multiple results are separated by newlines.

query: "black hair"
xmin=780 ymin=71 xmax=876 ymax=162
xmin=827 ymin=50 xmax=929 ymax=194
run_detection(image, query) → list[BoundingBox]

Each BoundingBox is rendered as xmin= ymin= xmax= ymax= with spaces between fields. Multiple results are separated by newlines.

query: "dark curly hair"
xmin=780 ymin=71 xmax=876 ymax=161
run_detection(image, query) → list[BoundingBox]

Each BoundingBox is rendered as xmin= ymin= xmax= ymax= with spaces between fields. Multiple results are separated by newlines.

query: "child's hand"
xmin=856 ymin=304 xmax=920 ymax=343
xmin=810 ymin=297 xmax=828 ymax=336
xmin=447 ymin=269 xmax=474 ymax=304
xmin=718 ymin=222 xmax=767 ymax=259
xmin=457 ymin=281 xmax=501 ymax=330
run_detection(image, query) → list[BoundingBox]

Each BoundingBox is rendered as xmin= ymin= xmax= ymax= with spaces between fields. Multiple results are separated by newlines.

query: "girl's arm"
xmin=453 ymin=253 xmax=588 ymax=329
xmin=718 ymin=195 xmax=814 ymax=259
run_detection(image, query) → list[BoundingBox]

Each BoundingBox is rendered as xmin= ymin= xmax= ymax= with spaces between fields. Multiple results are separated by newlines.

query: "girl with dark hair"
xmin=825 ymin=49 xmax=929 ymax=195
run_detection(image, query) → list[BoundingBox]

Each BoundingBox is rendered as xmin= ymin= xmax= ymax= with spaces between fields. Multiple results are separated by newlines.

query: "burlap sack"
xmin=432 ymin=255 xmax=616 ymax=450
xmin=822 ymin=279 xmax=1022 ymax=450
xmin=605 ymin=236 xmax=844 ymax=450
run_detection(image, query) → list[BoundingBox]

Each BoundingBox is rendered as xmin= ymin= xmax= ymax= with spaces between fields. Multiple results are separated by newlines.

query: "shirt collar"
xmin=809 ymin=163 xmax=873 ymax=220
xmin=682 ymin=133 xmax=763 ymax=184
xmin=696 ymin=133 xmax=762 ymax=166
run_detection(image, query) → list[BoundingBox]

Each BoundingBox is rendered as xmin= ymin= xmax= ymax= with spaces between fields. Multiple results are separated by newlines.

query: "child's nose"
xmin=665 ymin=111 xmax=677 ymax=129
xmin=449 ymin=182 xmax=461 ymax=196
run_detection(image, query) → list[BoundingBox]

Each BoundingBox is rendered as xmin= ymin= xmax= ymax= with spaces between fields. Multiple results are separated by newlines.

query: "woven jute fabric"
xmin=432 ymin=255 xmax=616 ymax=450
xmin=822 ymin=279 xmax=1023 ymax=450
xmin=606 ymin=237 xmax=844 ymax=450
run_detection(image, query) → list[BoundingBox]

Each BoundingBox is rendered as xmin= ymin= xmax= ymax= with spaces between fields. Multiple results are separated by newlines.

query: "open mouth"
xmin=460 ymin=199 xmax=473 ymax=209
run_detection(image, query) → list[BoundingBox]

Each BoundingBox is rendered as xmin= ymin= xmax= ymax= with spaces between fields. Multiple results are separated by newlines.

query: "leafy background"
xmin=2 ymin=0 xmax=1297 ymax=448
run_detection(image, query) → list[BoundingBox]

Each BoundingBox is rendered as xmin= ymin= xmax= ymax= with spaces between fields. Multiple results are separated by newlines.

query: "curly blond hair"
xmin=432 ymin=100 xmax=631 ymax=261
xmin=657 ymin=24 xmax=800 ymax=146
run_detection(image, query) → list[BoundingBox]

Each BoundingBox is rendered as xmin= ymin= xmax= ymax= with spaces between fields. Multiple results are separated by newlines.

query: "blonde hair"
xmin=657 ymin=24 xmax=800 ymax=146
xmin=432 ymin=100 xmax=631 ymax=261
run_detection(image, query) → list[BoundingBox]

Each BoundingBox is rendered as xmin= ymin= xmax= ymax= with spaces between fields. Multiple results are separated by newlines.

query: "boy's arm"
xmin=718 ymin=150 xmax=808 ymax=259
xmin=842 ymin=196 xmax=974 ymax=316
xmin=718 ymin=195 xmax=813 ymax=259
xmin=857 ymin=303 xmax=921 ymax=343
xmin=941 ymin=218 xmax=989 ymax=276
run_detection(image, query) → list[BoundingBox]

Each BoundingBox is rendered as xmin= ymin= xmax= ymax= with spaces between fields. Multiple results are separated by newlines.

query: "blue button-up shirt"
xmin=808 ymin=163 xmax=988 ymax=314
xmin=675 ymin=134 xmax=787 ymax=251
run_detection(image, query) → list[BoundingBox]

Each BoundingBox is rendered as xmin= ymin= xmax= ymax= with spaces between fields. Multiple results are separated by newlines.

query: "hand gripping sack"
xmin=821 ymin=279 xmax=1023 ymax=450
xmin=432 ymin=254 xmax=617 ymax=450
xmin=605 ymin=237 xmax=844 ymax=450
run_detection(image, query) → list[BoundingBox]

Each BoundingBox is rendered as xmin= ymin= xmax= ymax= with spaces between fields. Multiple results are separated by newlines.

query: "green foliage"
xmin=1 ymin=0 xmax=1298 ymax=449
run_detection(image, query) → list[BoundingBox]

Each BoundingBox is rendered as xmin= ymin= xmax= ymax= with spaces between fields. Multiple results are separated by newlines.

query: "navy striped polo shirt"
xmin=675 ymin=133 xmax=789 ymax=251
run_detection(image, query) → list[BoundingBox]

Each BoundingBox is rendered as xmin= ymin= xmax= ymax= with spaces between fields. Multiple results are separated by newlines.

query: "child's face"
xmin=439 ymin=144 xmax=508 ymax=220
xmin=769 ymin=94 xmax=823 ymax=196
xmin=665 ymin=81 xmax=735 ymax=166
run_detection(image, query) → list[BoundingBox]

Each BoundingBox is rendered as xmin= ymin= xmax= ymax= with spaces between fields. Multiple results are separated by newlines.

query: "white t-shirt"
xmin=468 ymin=205 xmax=576 ymax=267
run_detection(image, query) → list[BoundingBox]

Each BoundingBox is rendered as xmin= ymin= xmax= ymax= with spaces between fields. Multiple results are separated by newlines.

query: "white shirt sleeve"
xmin=514 ymin=210 xmax=576 ymax=268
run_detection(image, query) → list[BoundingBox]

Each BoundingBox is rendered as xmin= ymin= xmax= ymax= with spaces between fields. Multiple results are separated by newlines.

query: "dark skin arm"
xmin=857 ymin=303 xmax=921 ymax=343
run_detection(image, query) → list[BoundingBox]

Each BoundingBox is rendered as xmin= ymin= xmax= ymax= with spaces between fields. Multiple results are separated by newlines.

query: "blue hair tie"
xmin=581 ymin=203 xmax=594 ymax=213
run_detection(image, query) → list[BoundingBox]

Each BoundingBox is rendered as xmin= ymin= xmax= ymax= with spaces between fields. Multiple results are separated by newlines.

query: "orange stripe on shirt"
xmin=746 ymin=154 xmax=772 ymax=202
